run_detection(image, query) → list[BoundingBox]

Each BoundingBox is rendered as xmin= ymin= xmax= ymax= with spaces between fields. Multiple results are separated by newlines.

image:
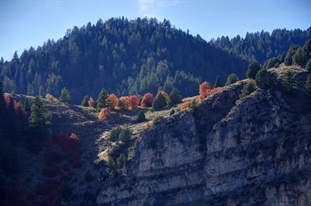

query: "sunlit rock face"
xmin=97 ymin=73 xmax=311 ymax=206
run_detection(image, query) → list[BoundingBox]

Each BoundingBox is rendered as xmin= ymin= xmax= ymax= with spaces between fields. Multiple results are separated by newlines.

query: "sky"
xmin=0 ymin=0 xmax=310 ymax=61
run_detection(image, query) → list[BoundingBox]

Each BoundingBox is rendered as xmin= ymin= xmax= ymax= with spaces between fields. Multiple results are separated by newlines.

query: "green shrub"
xmin=168 ymin=88 xmax=182 ymax=105
xmin=240 ymin=80 xmax=256 ymax=98
xmin=282 ymin=70 xmax=298 ymax=96
xmin=152 ymin=93 xmax=167 ymax=111
xmin=119 ymin=127 xmax=132 ymax=143
xmin=136 ymin=110 xmax=146 ymax=123
xmin=117 ymin=153 xmax=125 ymax=170
xmin=108 ymin=145 xmax=122 ymax=158
xmin=109 ymin=126 xmax=122 ymax=141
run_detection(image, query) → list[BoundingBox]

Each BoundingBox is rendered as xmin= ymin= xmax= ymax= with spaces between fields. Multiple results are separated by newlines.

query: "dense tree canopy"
xmin=0 ymin=17 xmax=252 ymax=103
xmin=211 ymin=27 xmax=311 ymax=65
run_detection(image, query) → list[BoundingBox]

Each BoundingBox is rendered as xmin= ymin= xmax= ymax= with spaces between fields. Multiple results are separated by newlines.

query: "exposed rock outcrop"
xmin=97 ymin=69 xmax=311 ymax=205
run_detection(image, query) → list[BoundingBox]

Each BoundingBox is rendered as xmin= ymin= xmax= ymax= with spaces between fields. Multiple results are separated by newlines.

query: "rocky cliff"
xmin=97 ymin=68 xmax=311 ymax=205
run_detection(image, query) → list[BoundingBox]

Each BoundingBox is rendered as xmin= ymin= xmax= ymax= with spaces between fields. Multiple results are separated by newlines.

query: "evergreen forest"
xmin=1 ymin=17 xmax=310 ymax=104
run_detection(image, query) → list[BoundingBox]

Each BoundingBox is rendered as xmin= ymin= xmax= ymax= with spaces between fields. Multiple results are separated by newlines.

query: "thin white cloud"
xmin=137 ymin=0 xmax=179 ymax=18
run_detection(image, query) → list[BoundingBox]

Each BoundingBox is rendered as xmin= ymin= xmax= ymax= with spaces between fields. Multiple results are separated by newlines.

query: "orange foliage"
xmin=118 ymin=96 xmax=130 ymax=110
xmin=129 ymin=95 xmax=139 ymax=109
xmin=88 ymin=97 xmax=95 ymax=107
xmin=198 ymin=81 xmax=221 ymax=101
xmin=98 ymin=108 xmax=111 ymax=120
xmin=141 ymin=92 xmax=154 ymax=107
xmin=45 ymin=93 xmax=58 ymax=103
xmin=4 ymin=93 xmax=10 ymax=108
xmin=106 ymin=94 xmax=118 ymax=109
xmin=179 ymin=101 xmax=190 ymax=110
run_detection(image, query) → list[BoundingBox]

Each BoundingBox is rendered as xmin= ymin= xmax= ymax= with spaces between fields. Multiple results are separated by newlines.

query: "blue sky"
xmin=0 ymin=0 xmax=310 ymax=61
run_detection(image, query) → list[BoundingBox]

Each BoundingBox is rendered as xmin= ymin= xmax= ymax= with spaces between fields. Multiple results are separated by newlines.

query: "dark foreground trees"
xmin=27 ymin=96 xmax=52 ymax=151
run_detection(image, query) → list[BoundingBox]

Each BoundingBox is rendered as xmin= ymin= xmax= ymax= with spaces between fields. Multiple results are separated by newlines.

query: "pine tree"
xmin=282 ymin=70 xmax=298 ymax=96
xmin=255 ymin=69 xmax=277 ymax=89
xmin=214 ymin=75 xmax=224 ymax=88
xmin=246 ymin=60 xmax=261 ymax=79
xmin=240 ymin=80 xmax=256 ymax=98
xmin=117 ymin=153 xmax=125 ymax=170
xmin=152 ymin=93 xmax=167 ymax=111
xmin=28 ymin=96 xmax=52 ymax=151
xmin=168 ymin=88 xmax=182 ymax=105
xmin=81 ymin=95 xmax=90 ymax=107
xmin=59 ymin=87 xmax=71 ymax=104
xmin=136 ymin=110 xmax=146 ymax=123
xmin=96 ymin=88 xmax=108 ymax=112
xmin=225 ymin=73 xmax=239 ymax=86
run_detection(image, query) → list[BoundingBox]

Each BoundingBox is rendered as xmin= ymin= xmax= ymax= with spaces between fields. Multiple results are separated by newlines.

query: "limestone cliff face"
xmin=97 ymin=72 xmax=311 ymax=205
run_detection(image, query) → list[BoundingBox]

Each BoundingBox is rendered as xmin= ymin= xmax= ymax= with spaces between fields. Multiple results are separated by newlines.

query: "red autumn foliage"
xmin=198 ymin=81 xmax=221 ymax=101
xmin=98 ymin=108 xmax=111 ymax=120
xmin=141 ymin=92 xmax=154 ymax=107
xmin=42 ymin=163 xmax=60 ymax=177
xmin=35 ymin=179 xmax=60 ymax=196
xmin=4 ymin=93 xmax=10 ymax=108
xmin=118 ymin=96 xmax=130 ymax=110
xmin=88 ymin=97 xmax=95 ymax=107
xmin=43 ymin=136 xmax=53 ymax=147
xmin=63 ymin=133 xmax=80 ymax=152
xmin=106 ymin=94 xmax=119 ymax=109
xmin=129 ymin=95 xmax=139 ymax=109
xmin=55 ymin=132 xmax=64 ymax=144
xmin=179 ymin=101 xmax=190 ymax=110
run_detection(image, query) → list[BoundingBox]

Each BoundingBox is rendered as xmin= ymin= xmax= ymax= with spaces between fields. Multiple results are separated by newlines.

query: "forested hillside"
xmin=210 ymin=27 xmax=311 ymax=64
xmin=1 ymin=17 xmax=310 ymax=104
xmin=1 ymin=17 xmax=248 ymax=104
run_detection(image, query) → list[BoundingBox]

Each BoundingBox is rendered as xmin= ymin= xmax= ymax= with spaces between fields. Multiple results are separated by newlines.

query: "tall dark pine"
xmin=214 ymin=75 xmax=224 ymax=88
xmin=27 ymin=96 xmax=51 ymax=151
xmin=96 ymin=88 xmax=108 ymax=112
xmin=282 ymin=70 xmax=298 ymax=96
xmin=246 ymin=60 xmax=261 ymax=79
xmin=59 ymin=87 xmax=71 ymax=104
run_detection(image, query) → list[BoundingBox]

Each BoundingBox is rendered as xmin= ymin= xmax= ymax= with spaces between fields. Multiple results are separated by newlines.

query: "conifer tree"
xmin=225 ymin=73 xmax=239 ymax=86
xmin=214 ymin=75 xmax=224 ymax=88
xmin=59 ymin=87 xmax=71 ymax=104
xmin=136 ymin=110 xmax=146 ymax=123
xmin=246 ymin=60 xmax=261 ymax=79
xmin=255 ymin=69 xmax=277 ymax=89
xmin=81 ymin=95 xmax=90 ymax=106
xmin=96 ymin=88 xmax=108 ymax=112
xmin=282 ymin=70 xmax=298 ymax=96
xmin=169 ymin=88 xmax=182 ymax=105
xmin=240 ymin=80 xmax=256 ymax=98
xmin=152 ymin=92 xmax=167 ymax=111
xmin=28 ymin=96 xmax=52 ymax=151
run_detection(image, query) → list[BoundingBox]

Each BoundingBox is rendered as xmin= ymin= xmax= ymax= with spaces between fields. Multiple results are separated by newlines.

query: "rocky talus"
xmin=97 ymin=72 xmax=311 ymax=205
